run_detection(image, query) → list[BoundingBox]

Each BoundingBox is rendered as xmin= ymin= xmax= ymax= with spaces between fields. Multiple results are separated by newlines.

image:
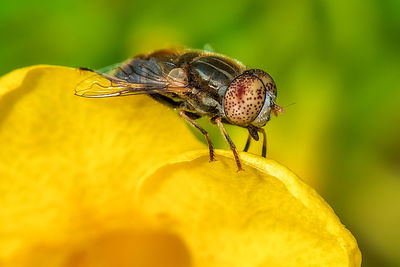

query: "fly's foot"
xmin=209 ymin=148 xmax=216 ymax=162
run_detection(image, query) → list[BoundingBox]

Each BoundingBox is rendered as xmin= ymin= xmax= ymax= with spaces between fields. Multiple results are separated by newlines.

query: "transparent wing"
xmin=75 ymin=70 xmax=170 ymax=98
xmin=75 ymin=58 xmax=189 ymax=98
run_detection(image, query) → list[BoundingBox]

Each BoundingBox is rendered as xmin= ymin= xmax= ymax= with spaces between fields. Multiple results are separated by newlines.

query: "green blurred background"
xmin=1 ymin=0 xmax=399 ymax=266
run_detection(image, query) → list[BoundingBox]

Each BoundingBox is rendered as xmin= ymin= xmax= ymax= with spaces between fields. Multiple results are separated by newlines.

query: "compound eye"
xmin=223 ymin=74 xmax=266 ymax=126
xmin=245 ymin=69 xmax=277 ymax=98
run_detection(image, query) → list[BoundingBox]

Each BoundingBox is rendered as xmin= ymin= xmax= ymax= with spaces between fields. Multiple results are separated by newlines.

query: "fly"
xmin=75 ymin=49 xmax=284 ymax=171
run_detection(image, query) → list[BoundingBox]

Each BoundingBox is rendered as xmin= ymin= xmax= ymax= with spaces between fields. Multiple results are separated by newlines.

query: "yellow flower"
xmin=0 ymin=66 xmax=361 ymax=267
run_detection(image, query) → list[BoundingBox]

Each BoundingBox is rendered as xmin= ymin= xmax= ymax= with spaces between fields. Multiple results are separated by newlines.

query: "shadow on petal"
xmin=65 ymin=230 xmax=192 ymax=267
xmin=10 ymin=229 xmax=191 ymax=267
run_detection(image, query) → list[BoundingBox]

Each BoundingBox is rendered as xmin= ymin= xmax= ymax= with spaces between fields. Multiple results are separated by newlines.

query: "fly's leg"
xmin=243 ymin=126 xmax=259 ymax=153
xmin=243 ymin=134 xmax=252 ymax=152
xmin=243 ymin=128 xmax=267 ymax=158
xmin=179 ymin=110 xmax=215 ymax=162
xmin=257 ymin=128 xmax=267 ymax=158
xmin=215 ymin=117 xmax=243 ymax=171
xmin=243 ymin=127 xmax=267 ymax=158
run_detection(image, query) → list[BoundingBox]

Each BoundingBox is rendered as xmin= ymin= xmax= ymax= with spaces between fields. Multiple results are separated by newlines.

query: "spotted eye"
xmin=245 ymin=69 xmax=277 ymax=98
xmin=245 ymin=69 xmax=277 ymax=127
xmin=223 ymin=73 xmax=266 ymax=126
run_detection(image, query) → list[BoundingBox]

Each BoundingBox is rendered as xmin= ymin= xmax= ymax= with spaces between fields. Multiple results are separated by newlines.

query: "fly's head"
xmin=222 ymin=69 xmax=283 ymax=128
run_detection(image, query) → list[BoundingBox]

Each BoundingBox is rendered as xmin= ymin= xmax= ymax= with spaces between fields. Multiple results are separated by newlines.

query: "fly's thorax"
xmin=222 ymin=69 xmax=277 ymax=127
xmin=188 ymin=55 xmax=244 ymax=93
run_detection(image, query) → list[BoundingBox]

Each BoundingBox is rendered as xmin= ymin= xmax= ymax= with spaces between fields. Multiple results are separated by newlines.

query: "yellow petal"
xmin=136 ymin=150 xmax=361 ymax=267
xmin=0 ymin=66 xmax=203 ymax=261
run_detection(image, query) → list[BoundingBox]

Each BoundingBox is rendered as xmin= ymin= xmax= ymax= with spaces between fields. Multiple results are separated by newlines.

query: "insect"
xmin=75 ymin=49 xmax=283 ymax=171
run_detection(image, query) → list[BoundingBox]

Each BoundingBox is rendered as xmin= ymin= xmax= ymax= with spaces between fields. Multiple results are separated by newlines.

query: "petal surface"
xmin=136 ymin=150 xmax=361 ymax=267
xmin=0 ymin=66 xmax=203 ymax=262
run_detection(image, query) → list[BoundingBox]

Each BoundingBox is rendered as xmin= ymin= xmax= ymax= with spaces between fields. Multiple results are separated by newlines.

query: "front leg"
xmin=243 ymin=127 xmax=267 ymax=158
xmin=215 ymin=117 xmax=243 ymax=171
xmin=257 ymin=127 xmax=267 ymax=158
xmin=243 ymin=126 xmax=259 ymax=153
xmin=179 ymin=110 xmax=215 ymax=162
xmin=243 ymin=134 xmax=252 ymax=153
